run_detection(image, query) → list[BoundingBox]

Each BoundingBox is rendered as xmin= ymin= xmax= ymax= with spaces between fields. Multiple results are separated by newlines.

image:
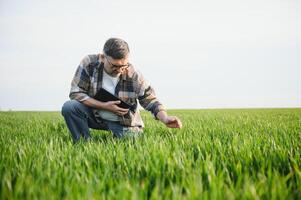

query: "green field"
xmin=0 ymin=109 xmax=300 ymax=199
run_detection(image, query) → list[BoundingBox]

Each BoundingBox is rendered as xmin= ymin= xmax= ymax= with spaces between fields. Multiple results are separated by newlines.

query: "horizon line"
xmin=1 ymin=106 xmax=301 ymax=112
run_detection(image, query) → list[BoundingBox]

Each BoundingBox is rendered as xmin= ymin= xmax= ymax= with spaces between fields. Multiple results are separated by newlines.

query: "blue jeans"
xmin=61 ymin=100 xmax=142 ymax=142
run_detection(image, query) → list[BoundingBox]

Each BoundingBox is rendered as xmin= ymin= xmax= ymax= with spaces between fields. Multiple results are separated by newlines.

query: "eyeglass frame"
xmin=105 ymin=55 xmax=130 ymax=70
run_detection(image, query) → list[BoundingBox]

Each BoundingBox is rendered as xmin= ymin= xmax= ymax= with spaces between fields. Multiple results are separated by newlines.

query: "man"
xmin=61 ymin=38 xmax=182 ymax=142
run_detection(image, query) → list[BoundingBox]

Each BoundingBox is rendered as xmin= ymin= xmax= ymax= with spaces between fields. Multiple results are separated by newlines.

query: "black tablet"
xmin=93 ymin=88 xmax=135 ymax=111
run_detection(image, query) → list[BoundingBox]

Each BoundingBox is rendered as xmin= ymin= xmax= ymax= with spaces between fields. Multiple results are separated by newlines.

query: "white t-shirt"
xmin=99 ymin=70 xmax=120 ymax=121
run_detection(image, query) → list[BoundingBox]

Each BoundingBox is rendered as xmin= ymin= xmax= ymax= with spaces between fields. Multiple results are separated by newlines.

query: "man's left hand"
xmin=163 ymin=116 xmax=182 ymax=129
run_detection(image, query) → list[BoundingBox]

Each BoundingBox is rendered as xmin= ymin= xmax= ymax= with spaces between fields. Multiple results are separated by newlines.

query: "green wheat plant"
xmin=0 ymin=109 xmax=300 ymax=199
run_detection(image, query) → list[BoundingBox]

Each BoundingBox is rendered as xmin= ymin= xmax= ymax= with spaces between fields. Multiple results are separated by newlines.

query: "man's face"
xmin=103 ymin=54 xmax=130 ymax=77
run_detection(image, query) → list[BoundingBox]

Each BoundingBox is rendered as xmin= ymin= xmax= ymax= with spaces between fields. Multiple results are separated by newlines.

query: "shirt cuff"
xmin=69 ymin=92 xmax=90 ymax=102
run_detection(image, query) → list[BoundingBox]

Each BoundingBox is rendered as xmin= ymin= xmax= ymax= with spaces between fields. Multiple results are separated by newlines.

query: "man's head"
xmin=101 ymin=38 xmax=130 ymax=77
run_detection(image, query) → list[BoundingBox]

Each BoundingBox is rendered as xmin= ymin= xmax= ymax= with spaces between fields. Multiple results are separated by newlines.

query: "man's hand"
xmin=81 ymin=98 xmax=129 ymax=116
xmin=156 ymin=111 xmax=182 ymax=129
xmin=162 ymin=116 xmax=182 ymax=128
xmin=103 ymin=100 xmax=129 ymax=116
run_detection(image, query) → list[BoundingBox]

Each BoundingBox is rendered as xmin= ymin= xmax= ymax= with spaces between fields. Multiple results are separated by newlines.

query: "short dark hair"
xmin=103 ymin=38 xmax=130 ymax=59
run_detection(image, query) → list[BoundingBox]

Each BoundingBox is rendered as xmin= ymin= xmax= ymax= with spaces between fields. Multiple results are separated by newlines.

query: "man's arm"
xmin=156 ymin=110 xmax=182 ymax=128
xmin=136 ymin=72 xmax=182 ymax=129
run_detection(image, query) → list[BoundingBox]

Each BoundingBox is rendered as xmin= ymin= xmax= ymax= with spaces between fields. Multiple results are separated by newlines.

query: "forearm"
xmin=82 ymin=98 xmax=106 ymax=110
xmin=156 ymin=110 xmax=168 ymax=124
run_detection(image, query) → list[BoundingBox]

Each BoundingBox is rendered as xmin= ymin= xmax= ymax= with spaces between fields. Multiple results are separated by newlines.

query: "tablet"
xmin=93 ymin=88 xmax=135 ymax=111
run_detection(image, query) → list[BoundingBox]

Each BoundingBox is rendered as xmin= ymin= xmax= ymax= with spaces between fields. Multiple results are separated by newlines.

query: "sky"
xmin=0 ymin=0 xmax=300 ymax=110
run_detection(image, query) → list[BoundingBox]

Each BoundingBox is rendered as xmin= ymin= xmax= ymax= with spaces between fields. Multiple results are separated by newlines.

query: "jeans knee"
xmin=61 ymin=100 xmax=80 ymax=116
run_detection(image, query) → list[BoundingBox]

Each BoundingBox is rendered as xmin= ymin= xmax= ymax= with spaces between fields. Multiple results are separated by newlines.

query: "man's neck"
xmin=103 ymin=68 xmax=120 ymax=79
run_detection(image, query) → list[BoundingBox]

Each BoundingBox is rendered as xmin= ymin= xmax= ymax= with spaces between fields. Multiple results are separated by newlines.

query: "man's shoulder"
xmin=80 ymin=54 xmax=100 ymax=68
xmin=79 ymin=54 xmax=101 ymax=76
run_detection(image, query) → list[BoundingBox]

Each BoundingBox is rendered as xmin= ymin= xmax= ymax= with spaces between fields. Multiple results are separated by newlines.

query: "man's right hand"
xmin=103 ymin=100 xmax=129 ymax=116
xmin=82 ymin=98 xmax=129 ymax=116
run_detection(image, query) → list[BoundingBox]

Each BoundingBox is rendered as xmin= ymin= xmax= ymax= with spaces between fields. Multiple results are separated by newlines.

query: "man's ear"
xmin=99 ymin=53 xmax=105 ymax=62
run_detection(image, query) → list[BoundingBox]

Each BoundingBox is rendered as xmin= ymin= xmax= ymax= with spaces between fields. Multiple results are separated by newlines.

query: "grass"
xmin=0 ymin=109 xmax=300 ymax=199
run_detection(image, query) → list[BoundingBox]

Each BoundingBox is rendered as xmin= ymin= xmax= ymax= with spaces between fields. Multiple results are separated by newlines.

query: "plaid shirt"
xmin=69 ymin=54 xmax=166 ymax=127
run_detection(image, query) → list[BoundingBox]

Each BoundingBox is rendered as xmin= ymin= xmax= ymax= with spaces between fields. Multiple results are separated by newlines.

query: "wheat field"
xmin=0 ymin=109 xmax=300 ymax=199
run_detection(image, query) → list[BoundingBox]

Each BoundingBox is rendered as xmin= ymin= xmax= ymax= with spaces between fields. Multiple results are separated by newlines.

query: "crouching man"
xmin=62 ymin=38 xmax=182 ymax=142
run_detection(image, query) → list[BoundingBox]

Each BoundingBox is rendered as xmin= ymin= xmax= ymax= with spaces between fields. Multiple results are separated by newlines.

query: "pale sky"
xmin=0 ymin=0 xmax=300 ymax=110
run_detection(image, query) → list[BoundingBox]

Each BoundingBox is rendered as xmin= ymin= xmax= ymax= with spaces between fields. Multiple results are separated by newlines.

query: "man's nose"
xmin=116 ymin=68 xmax=124 ymax=73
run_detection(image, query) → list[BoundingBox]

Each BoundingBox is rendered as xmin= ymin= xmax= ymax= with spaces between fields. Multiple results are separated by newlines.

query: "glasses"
xmin=105 ymin=56 xmax=130 ymax=70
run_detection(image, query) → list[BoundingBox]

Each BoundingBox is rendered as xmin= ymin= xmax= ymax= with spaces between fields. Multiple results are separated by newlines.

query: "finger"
xmin=115 ymin=108 xmax=128 ymax=115
xmin=112 ymin=100 xmax=121 ymax=104
xmin=167 ymin=124 xmax=178 ymax=128
xmin=117 ymin=110 xmax=128 ymax=116
xmin=117 ymin=107 xmax=129 ymax=112
xmin=176 ymin=119 xmax=183 ymax=128
xmin=170 ymin=123 xmax=181 ymax=128
xmin=167 ymin=119 xmax=182 ymax=128
xmin=176 ymin=119 xmax=182 ymax=128
xmin=121 ymin=110 xmax=129 ymax=115
xmin=173 ymin=117 xmax=182 ymax=125
xmin=115 ymin=110 xmax=124 ymax=116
